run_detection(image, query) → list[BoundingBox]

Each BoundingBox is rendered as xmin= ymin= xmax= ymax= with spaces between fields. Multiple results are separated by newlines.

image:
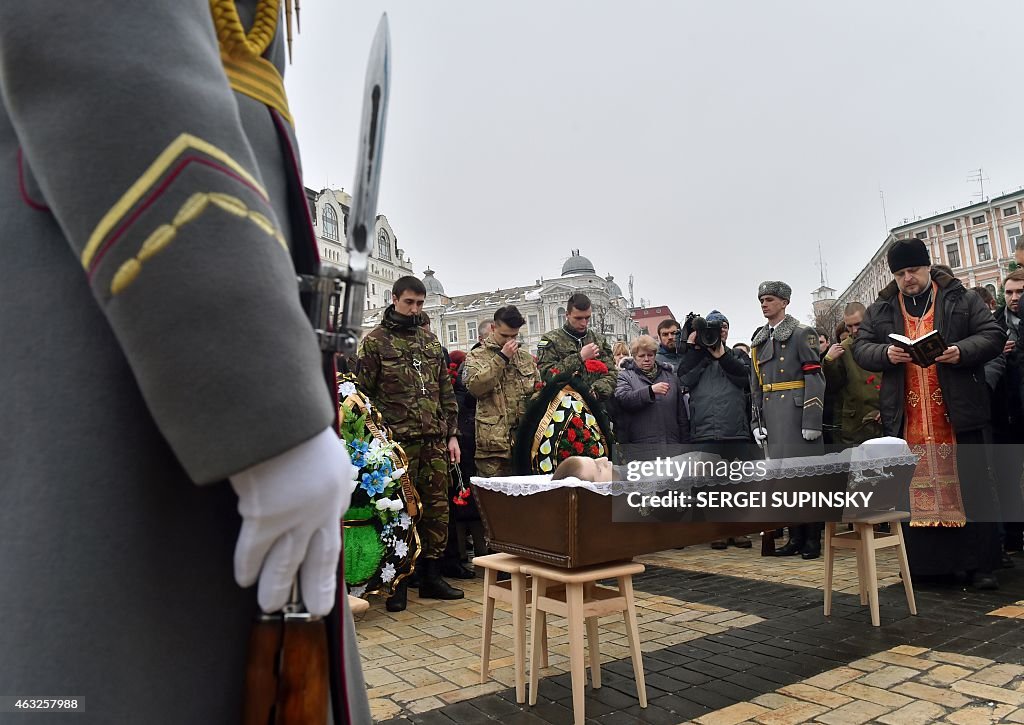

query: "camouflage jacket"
xmin=536 ymin=325 xmax=617 ymax=400
xmin=822 ymin=335 xmax=882 ymax=445
xmin=356 ymin=309 xmax=458 ymax=441
xmin=463 ymin=335 xmax=541 ymax=454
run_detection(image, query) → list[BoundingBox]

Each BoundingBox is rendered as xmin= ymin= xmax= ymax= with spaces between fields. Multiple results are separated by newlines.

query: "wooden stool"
xmin=347 ymin=594 xmax=369 ymax=615
xmin=824 ymin=511 xmax=916 ymax=626
xmin=520 ymin=560 xmax=647 ymax=725
xmin=473 ymin=553 xmax=545 ymax=703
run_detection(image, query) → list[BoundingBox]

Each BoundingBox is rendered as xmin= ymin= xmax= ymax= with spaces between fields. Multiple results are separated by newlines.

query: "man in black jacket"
xmin=854 ymin=238 xmax=1004 ymax=589
xmin=992 ymin=269 xmax=1024 ymax=552
xmin=678 ymin=310 xmax=759 ymax=549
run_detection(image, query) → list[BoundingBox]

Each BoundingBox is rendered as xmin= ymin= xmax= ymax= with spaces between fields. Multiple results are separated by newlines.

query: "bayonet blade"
xmin=341 ymin=14 xmax=390 ymax=347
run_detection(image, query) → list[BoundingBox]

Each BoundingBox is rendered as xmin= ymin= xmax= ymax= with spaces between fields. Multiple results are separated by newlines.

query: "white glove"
xmin=752 ymin=427 xmax=768 ymax=445
xmin=229 ymin=426 xmax=354 ymax=616
xmin=802 ymin=428 xmax=822 ymax=441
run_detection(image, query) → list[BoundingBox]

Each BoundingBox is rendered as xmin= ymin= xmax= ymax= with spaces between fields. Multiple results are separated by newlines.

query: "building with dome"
xmin=362 ymin=250 xmax=642 ymax=354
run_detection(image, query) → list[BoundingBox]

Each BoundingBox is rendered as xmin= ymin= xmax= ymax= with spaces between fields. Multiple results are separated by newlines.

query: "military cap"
xmin=757 ymin=281 xmax=792 ymax=301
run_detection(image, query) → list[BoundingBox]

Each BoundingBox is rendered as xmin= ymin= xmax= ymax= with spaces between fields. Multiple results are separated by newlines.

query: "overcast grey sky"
xmin=285 ymin=0 xmax=1024 ymax=343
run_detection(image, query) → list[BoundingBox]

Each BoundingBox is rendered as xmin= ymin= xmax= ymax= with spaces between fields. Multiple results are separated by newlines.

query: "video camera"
xmin=678 ymin=312 xmax=724 ymax=352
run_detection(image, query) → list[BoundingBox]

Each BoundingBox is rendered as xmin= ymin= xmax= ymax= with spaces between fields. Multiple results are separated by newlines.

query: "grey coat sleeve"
xmin=796 ymin=329 xmax=826 ymax=433
xmin=0 ymin=0 xmax=332 ymax=483
xmin=615 ymin=371 xmax=655 ymax=411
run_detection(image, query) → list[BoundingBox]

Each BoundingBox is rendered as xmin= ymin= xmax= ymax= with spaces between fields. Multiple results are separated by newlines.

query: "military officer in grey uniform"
xmin=750 ymin=281 xmax=826 ymax=558
xmin=0 ymin=1 xmax=369 ymax=722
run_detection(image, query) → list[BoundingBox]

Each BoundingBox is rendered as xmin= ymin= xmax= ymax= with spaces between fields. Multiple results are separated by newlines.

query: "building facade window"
xmin=528 ymin=314 xmax=538 ymax=332
xmin=466 ymin=320 xmax=477 ymax=341
xmin=976 ymin=235 xmax=992 ymax=262
xmin=943 ymin=222 xmax=957 ymax=233
xmin=447 ymin=323 xmax=458 ymax=345
xmin=986 ymin=283 xmax=997 ymax=297
xmin=972 ymin=215 xmax=986 ymax=226
xmin=1005 ymin=206 xmax=1019 ymax=217
xmin=322 ymin=204 xmax=339 ymax=241
xmin=1008 ymin=226 xmax=1022 ymax=253
xmin=377 ymin=229 xmax=391 ymax=260
xmin=947 ymin=242 xmax=962 ymax=268
xmin=915 ymin=231 xmax=928 ymax=240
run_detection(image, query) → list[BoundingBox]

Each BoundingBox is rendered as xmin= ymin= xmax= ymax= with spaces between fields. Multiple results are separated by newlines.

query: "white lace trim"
xmin=471 ymin=438 xmax=918 ymax=497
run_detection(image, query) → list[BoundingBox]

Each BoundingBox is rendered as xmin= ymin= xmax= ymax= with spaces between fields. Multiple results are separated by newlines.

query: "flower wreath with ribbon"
xmin=513 ymin=367 xmax=615 ymax=475
xmin=336 ymin=374 xmax=422 ymax=598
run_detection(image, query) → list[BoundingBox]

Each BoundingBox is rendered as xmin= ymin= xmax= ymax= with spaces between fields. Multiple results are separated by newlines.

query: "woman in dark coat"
xmin=614 ymin=335 xmax=689 ymax=461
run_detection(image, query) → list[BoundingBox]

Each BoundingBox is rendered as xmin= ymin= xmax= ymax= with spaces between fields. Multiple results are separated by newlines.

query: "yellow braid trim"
xmin=210 ymin=0 xmax=280 ymax=59
xmin=110 ymin=192 xmax=287 ymax=296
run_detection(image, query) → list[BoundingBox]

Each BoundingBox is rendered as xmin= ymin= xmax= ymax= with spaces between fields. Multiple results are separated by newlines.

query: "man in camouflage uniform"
xmin=750 ymin=280 xmax=826 ymax=559
xmin=822 ymin=301 xmax=883 ymax=447
xmin=537 ymin=292 xmax=618 ymax=403
xmin=464 ymin=305 xmax=541 ymax=477
xmin=357 ymin=275 xmax=462 ymax=611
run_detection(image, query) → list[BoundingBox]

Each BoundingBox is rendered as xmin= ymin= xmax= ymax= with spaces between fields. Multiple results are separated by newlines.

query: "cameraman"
xmin=677 ymin=310 xmax=760 ymax=550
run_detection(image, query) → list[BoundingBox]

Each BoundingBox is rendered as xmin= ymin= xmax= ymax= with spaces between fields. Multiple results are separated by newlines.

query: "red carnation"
xmin=875 ymin=385 xmax=881 ymax=390
xmin=534 ymin=381 xmax=544 ymax=391
xmin=571 ymin=416 xmax=584 ymax=428
xmin=584 ymin=359 xmax=609 ymax=374
xmin=559 ymin=449 xmax=571 ymax=459
xmin=551 ymin=367 xmax=560 ymax=375
xmin=573 ymin=441 xmax=585 ymax=454
xmin=582 ymin=429 xmax=592 ymax=441
xmin=566 ymin=428 xmax=577 ymax=442
xmin=589 ymin=445 xmax=599 ymax=456
xmin=866 ymin=375 xmax=876 ymax=384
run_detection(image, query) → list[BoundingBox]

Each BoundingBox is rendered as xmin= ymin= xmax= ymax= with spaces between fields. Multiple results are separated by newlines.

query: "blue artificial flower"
xmin=359 ymin=471 xmax=386 ymax=496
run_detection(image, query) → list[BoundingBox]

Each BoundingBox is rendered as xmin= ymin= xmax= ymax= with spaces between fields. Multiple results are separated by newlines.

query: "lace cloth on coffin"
xmin=471 ymin=438 xmax=918 ymax=497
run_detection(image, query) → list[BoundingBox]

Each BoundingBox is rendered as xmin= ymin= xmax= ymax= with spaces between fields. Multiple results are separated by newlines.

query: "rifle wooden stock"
xmin=242 ymin=615 xmax=283 ymax=725
xmin=275 ymin=616 xmax=329 ymax=724
xmin=242 ymin=614 xmax=329 ymax=725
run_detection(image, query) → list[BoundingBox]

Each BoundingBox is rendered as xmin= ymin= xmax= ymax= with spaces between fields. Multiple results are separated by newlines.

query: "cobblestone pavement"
xmin=355 ymin=536 xmax=1024 ymax=724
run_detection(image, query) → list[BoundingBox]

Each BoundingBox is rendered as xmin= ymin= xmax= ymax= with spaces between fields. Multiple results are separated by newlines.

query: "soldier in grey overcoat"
xmin=0 ymin=1 xmax=370 ymax=722
xmin=750 ymin=281 xmax=826 ymax=557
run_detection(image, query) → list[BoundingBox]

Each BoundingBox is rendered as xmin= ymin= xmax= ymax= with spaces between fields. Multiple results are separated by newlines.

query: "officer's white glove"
xmin=802 ymin=428 xmax=822 ymax=441
xmin=752 ymin=427 xmax=768 ymax=445
xmin=229 ymin=426 xmax=354 ymax=616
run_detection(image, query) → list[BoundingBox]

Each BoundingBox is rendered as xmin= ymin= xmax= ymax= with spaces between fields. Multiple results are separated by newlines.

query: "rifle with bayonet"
xmin=751 ymin=387 xmax=776 ymax=556
xmin=243 ymin=14 xmax=390 ymax=725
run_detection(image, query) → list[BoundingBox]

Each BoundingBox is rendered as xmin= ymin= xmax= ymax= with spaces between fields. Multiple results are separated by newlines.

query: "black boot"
xmin=775 ymin=526 xmax=806 ymax=556
xmin=418 ymin=558 xmax=465 ymax=600
xmin=440 ymin=557 xmax=477 ymax=579
xmin=385 ymin=580 xmax=408 ymax=612
xmin=801 ymin=524 xmax=823 ymax=560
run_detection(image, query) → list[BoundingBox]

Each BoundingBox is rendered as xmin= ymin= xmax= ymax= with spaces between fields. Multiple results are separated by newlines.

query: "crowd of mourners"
xmin=352 ymin=236 xmax=1024 ymax=611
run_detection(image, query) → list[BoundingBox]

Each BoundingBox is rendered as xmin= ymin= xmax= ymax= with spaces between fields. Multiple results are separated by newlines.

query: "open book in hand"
xmin=888 ymin=330 xmax=947 ymax=367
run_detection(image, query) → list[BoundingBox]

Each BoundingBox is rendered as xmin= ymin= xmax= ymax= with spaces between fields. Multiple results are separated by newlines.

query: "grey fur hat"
xmin=757 ymin=281 xmax=792 ymax=301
